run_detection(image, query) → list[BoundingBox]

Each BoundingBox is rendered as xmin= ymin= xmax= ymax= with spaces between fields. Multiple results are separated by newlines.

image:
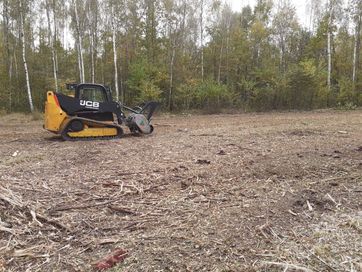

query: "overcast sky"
xmin=229 ymin=0 xmax=309 ymax=26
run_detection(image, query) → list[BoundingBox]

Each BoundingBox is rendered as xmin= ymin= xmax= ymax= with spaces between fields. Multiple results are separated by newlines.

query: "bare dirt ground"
xmin=0 ymin=110 xmax=361 ymax=272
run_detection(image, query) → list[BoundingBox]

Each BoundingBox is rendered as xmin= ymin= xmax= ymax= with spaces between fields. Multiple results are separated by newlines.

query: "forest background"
xmin=0 ymin=0 xmax=361 ymax=113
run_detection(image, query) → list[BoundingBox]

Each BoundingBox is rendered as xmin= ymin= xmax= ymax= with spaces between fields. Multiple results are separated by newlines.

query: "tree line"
xmin=0 ymin=0 xmax=361 ymax=113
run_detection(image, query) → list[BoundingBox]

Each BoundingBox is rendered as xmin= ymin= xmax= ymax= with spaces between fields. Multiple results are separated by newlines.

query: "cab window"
xmin=79 ymin=87 xmax=107 ymax=103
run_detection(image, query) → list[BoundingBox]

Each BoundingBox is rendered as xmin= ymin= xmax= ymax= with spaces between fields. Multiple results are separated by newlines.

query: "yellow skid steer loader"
xmin=44 ymin=83 xmax=158 ymax=140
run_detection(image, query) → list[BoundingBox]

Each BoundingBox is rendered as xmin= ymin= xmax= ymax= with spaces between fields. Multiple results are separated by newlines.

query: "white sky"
xmin=229 ymin=0 xmax=309 ymax=26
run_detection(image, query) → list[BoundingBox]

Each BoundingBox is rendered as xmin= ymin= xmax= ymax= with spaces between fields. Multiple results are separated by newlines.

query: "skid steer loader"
xmin=44 ymin=83 xmax=158 ymax=140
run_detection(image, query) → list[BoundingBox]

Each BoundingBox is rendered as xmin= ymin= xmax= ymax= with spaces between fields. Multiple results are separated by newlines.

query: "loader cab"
xmin=66 ymin=83 xmax=113 ymax=103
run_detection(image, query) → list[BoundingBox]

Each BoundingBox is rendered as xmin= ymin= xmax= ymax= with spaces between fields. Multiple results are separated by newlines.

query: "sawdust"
xmin=0 ymin=110 xmax=361 ymax=271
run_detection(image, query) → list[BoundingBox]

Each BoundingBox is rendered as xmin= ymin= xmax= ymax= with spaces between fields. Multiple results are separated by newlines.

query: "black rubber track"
xmin=61 ymin=118 xmax=124 ymax=141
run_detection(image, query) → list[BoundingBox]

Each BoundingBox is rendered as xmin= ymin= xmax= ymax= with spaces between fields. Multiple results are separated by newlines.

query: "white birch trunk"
xmin=20 ymin=0 xmax=34 ymax=112
xmin=200 ymin=0 xmax=204 ymax=81
xmin=111 ymin=6 xmax=119 ymax=101
xmin=14 ymin=50 xmax=18 ymax=79
xmin=89 ymin=33 xmax=95 ymax=83
xmin=90 ymin=33 xmax=95 ymax=83
xmin=218 ymin=38 xmax=223 ymax=84
xmin=52 ymin=0 xmax=58 ymax=75
xmin=9 ymin=56 xmax=12 ymax=110
xmin=327 ymin=0 xmax=333 ymax=91
xmin=353 ymin=26 xmax=358 ymax=83
xmin=76 ymin=41 xmax=82 ymax=82
xmin=80 ymin=40 xmax=85 ymax=83
xmin=308 ymin=0 xmax=313 ymax=32
xmin=225 ymin=13 xmax=231 ymax=84
xmin=3 ymin=0 xmax=12 ymax=109
xmin=75 ymin=13 xmax=82 ymax=81
xmin=181 ymin=0 xmax=187 ymax=56
xmin=169 ymin=46 xmax=176 ymax=110
xmin=74 ymin=1 xmax=85 ymax=83
xmin=46 ymin=0 xmax=58 ymax=91
xmin=327 ymin=32 xmax=331 ymax=90
xmin=91 ymin=1 xmax=99 ymax=84
xmin=52 ymin=0 xmax=59 ymax=88
xmin=353 ymin=15 xmax=361 ymax=83
xmin=280 ymin=37 xmax=285 ymax=72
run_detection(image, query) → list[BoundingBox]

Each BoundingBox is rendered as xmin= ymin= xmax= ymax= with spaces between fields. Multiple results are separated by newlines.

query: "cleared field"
xmin=0 ymin=110 xmax=361 ymax=272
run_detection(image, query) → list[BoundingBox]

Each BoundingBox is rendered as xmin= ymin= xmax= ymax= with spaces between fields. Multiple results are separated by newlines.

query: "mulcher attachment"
xmin=124 ymin=101 xmax=158 ymax=134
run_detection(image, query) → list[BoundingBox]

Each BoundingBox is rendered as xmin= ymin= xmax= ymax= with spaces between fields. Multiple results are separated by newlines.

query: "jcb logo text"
xmin=80 ymin=100 xmax=100 ymax=109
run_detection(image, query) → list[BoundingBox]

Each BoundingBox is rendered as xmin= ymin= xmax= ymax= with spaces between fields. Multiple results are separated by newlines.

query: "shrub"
xmin=126 ymin=58 xmax=166 ymax=104
xmin=337 ymin=77 xmax=357 ymax=108
xmin=176 ymin=80 xmax=233 ymax=113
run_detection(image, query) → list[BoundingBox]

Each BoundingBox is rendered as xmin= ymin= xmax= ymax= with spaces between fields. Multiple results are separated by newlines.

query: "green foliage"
xmin=126 ymin=58 xmax=166 ymax=104
xmin=247 ymin=69 xmax=278 ymax=111
xmin=174 ymin=80 xmax=198 ymax=110
xmin=285 ymin=63 xmax=317 ymax=110
xmin=136 ymin=80 xmax=163 ymax=103
xmin=175 ymin=80 xmax=233 ymax=113
xmin=195 ymin=80 xmax=233 ymax=112
xmin=249 ymin=84 xmax=277 ymax=111
xmin=336 ymin=77 xmax=358 ymax=108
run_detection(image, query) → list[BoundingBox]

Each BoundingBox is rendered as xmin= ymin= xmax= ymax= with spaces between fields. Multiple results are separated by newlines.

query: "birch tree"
xmin=145 ymin=0 xmax=159 ymax=65
xmin=200 ymin=0 xmax=204 ymax=81
xmin=163 ymin=0 xmax=180 ymax=110
xmin=2 ymin=0 xmax=13 ymax=109
xmin=19 ymin=0 xmax=34 ymax=112
xmin=86 ymin=0 xmax=99 ymax=83
xmin=45 ymin=0 xmax=58 ymax=90
xmin=352 ymin=0 xmax=362 ymax=84
xmin=210 ymin=3 xmax=232 ymax=84
xmin=52 ymin=0 xmax=59 ymax=88
xmin=109 ymin=0 xmax=127 ymax=102
xmin=111 ymin=4 xmax=119 ymax=101
xmin=72 ymin=0 xmax=85 ymax=83
xmin=326 ymin=0 xmax=342 ymax=91
xmin=273 ymin=0 xmax=300 ymax=72
xmin=308 ymin=0 xmax=323 ymax=33
xmin=214 ymin=3 xmax=230 ymax=84
xmin=179 ymin=0 xmax=187 ymax=56
xmin=327 ymin=0 xmax=333 ymax=91
xmin=251 ymin=0 xmax=273 ymax=68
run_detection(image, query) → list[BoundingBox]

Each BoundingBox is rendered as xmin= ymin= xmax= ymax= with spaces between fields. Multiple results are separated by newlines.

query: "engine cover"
xmin=128 ymin=113 xmax=152 ymax=134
